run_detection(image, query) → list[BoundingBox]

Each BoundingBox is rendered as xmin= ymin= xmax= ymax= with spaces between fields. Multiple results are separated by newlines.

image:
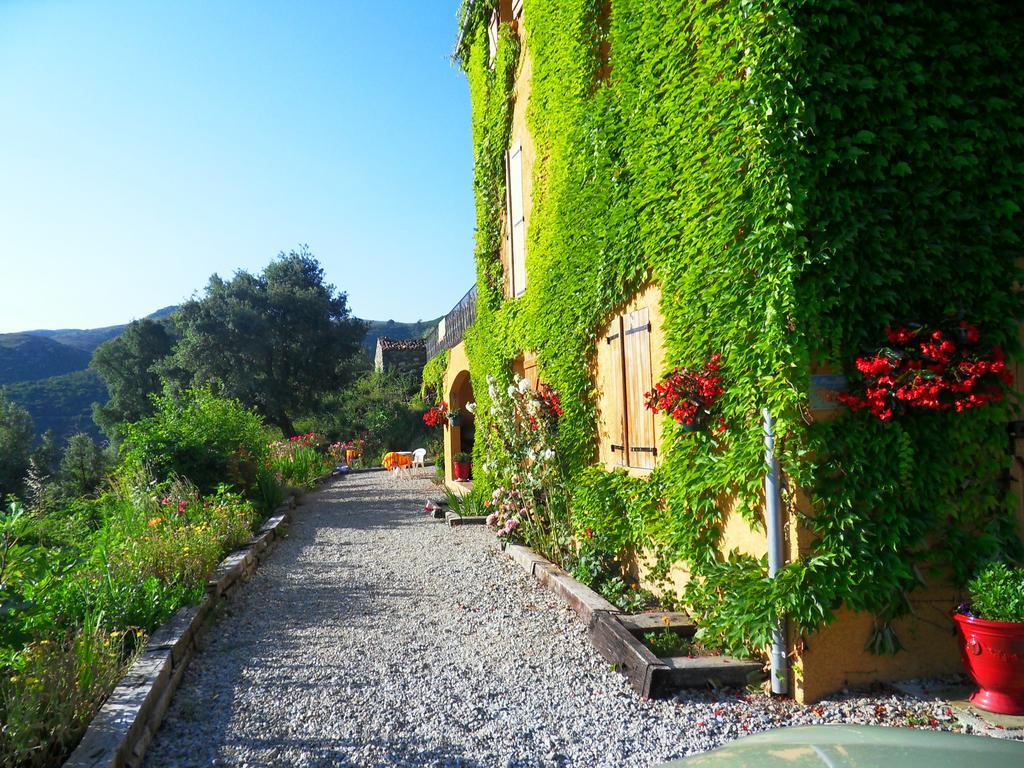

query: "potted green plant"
xmin=447 ymin=409 xmax=461 ymax=428
xmin=452 ymin=451 xmax=472 ymax=481
xmin=954 ymin=562 xmax=1024 ymax=715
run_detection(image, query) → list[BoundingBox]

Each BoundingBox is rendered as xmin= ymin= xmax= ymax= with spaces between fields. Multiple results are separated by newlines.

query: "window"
xmin=506 ymin=142 xmax=527 ymax=297
xmin=603 ymin=307 xmax=657 ymax=470
xmin=487 ymin=9 xmax=499 ymax=65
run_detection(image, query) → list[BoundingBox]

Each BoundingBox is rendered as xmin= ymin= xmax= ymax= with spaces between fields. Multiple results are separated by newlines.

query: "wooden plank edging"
xmin=63 ymin=501 xmax=294 ymax=768
xmin=494 ymin=541 xmax=764 ymax=698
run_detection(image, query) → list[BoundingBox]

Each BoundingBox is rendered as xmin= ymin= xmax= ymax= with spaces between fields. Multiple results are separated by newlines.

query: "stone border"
xmin=445 ymin=511 xmax=488 ymax=527
xmin=64 ymin=471 xmax=343 ymax=768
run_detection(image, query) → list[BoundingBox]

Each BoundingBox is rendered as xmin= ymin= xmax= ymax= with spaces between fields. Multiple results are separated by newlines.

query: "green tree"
xmin=91 ymin=318 xmax=175 ymax=440
xmin=163 ymin=248 xmax=366 ymax=435
xmin=57 ymin=433 xmax=109 ymax=499
xmin=316 ymin=369 xmax=428 ymax=462
xmin=0 ymin=393 xmax=33 ymax=500
xmin=30 ymin=430 xmax=60 ymax=476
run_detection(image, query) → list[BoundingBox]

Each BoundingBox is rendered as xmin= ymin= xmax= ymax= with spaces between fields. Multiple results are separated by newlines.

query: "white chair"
xmin=411 ymin=448 xmax=427 ymax=468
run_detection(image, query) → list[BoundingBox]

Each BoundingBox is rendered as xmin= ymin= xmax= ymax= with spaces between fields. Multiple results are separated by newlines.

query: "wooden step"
xmin=588 ymin=611 xmax=764 ymax=698
xmin=618 ymin=611 xmax=696 ymax=636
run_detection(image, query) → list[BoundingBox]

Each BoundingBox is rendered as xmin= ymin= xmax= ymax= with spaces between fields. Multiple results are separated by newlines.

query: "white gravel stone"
xmin=144 ymin=471 xmax=981 ymax=768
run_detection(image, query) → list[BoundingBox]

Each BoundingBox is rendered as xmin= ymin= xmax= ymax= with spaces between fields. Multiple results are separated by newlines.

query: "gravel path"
xmin=145 ymin=470 xmax=968 ymax=768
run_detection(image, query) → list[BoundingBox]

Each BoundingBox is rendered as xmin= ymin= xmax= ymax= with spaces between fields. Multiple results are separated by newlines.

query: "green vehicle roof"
xmin=659 ymin=725 xmax=1024 ymax=768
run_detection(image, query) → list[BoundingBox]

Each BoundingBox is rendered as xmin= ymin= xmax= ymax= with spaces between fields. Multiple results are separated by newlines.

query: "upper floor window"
xmin=506 ymin=142 xmax=527 ymax=298
xmin=487 ymin=9 xmax=499 ymax=65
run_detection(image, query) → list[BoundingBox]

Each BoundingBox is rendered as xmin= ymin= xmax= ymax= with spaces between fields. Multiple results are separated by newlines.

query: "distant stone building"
xmin=374 ymin=337 xmax=426 ymax=376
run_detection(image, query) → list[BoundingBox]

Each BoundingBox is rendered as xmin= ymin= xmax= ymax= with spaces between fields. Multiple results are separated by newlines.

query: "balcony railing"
xmin=426 ymin=284 xmax=477 ymax=360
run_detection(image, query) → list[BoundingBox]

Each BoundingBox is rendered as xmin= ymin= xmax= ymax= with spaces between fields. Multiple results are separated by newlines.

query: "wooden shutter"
xmin=523 ymin=353 xmax=539 ymax=391
xmin=606 ymin=315 xmax=627 ymax=466
xmin=507 ymin=143 xmax=527 ymax=297
xmin=623 ymin=308 xmax=656 ymax=469
xmin=512 ymin=0 xmax=524 ymax=20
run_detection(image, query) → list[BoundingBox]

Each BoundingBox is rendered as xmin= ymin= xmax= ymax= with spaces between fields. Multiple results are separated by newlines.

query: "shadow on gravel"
xmin=146 ymin=474 xmax=478 ymax=767
xmin=219 ymin=734 xmax=495 ymax=767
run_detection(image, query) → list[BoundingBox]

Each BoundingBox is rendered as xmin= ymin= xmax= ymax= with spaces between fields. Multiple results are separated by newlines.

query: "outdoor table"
xmin=382 ymin=452 xmax=413 ymax=471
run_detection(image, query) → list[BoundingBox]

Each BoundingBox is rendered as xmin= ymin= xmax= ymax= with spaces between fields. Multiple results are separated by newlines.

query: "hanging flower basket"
xmin=422 ymin=401 xmax=448 ymax=428
xmin=839 ymin=321 xmax=1011 ymax=421
xmin=645 ymin=353 xmax=726 ymax=434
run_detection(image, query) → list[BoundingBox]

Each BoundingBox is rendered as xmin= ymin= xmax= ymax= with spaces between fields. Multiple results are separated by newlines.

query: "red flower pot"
xmin=954 ymin=613 xmax=1024 ymax=715
xmin=452 ymin=461 xmax=471 ymax=482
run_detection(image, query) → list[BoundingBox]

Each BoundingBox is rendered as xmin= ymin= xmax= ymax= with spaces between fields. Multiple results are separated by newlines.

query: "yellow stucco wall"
xmin=442 ymin=341 xmax=472 ymax=484
xmin=793 ymin=584 xmax=962 ymax=703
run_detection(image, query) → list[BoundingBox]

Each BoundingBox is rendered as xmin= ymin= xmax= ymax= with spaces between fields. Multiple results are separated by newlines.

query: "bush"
xmin=966 ymin=562 xmax=1024 ymax=623
xmin=121 ymin=388 xmax=267 ymax=495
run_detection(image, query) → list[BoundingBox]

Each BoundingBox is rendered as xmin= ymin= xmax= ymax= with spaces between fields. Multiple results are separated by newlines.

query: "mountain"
xmin=0 ymin=334 xmax=93 ymax=386
xmin=21 ymin=306 xmax=178 ymax=354
xmin=1 ymin=310 xmax=438 ymax=445
xmin=4 ymin=369 xmax=107 ymax=444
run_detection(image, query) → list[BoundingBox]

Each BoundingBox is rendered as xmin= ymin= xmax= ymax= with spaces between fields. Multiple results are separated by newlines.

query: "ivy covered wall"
xmin=452 ymin=0 xmax=1024 ymax=654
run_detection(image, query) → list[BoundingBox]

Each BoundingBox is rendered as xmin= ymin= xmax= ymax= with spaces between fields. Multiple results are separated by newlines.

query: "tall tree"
xmin=57 ymin=432 xmax=109 ymax=498
xmin=91 ymin=318 xmax=175 ymax=440
xmin=163 ymin=248 xmax=366 ymax=435
xmin=0 ymin=392 xmax=33 ymax=500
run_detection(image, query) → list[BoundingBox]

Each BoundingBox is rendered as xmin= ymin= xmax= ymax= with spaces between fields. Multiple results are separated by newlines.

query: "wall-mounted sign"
xmin=809 ymin=374 xmax=849 ymax=412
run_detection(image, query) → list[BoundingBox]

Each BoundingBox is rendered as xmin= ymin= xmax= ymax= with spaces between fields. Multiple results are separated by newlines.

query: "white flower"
xmin=507 ymin=385 xmax=517 ymax=397
xmin=526 ymin=400 xmax=540 ymax=415
xmin=542 ymin=448 xmax=555 ymax=461
xmin=518 ymin=377 xmax=531 ymax=394
xmin=466 ymin=401 xmax=476 ymax=413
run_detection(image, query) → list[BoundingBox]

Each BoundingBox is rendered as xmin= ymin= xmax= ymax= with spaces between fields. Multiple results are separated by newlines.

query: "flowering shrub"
xmin=645 ymin=354 xmax=725 ymax=432
xmin=838 ymin=322 xmax=1012 ymax=421
xmin=484 ymin=486 xmax=527 ymax=543
xmin=422 ymin=401 xmax=448 ymax=428
xmin=268 ymin=432 xmax=331 ymax=487
xmin=481 ymin=375 xmax=572 ymax=562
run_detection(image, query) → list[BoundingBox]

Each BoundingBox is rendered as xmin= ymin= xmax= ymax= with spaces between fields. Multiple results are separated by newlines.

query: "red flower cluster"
xmin=538 ymin=383 xmax=563 ymax=418
xmin=422 ymin=401 xmax=448 ymax=428
xmin=839 ymin=321 xmax=1011 ymax=421
xmin=645 ymin=354 xmax=726 ymax=433
xmin=288 ymin=432 xmax=317 ymax=445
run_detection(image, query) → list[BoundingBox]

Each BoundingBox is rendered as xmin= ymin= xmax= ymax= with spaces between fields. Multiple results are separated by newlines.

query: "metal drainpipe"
xmin=763 ymin=407 xmax=789 ymax=695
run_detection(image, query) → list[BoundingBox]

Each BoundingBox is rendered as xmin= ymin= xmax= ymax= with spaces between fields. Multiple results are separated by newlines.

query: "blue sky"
xmin=0 ymin=1 xmax=475 ymax=333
